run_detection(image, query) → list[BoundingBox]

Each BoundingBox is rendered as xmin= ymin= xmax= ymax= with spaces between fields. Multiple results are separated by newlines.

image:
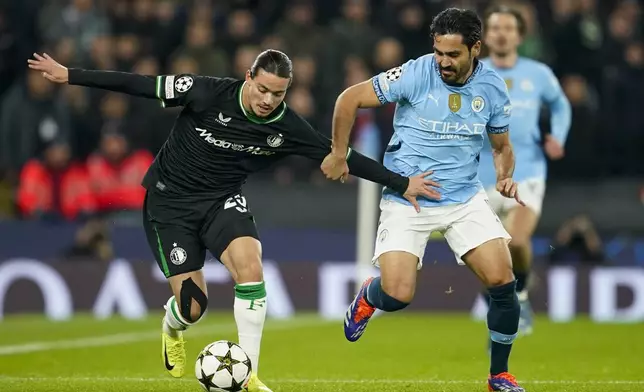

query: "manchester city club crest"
xmin=471 ymin=96 xmax=485 ymax=113
xmin=378 ymin=229 xmax=388 ymax=243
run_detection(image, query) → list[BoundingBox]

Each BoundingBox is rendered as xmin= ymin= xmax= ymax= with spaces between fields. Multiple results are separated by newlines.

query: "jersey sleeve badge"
xmin=385 ymin=66 xmax=403 ymax=82
xmin=175 ymin=76 xmax=194 ymax=93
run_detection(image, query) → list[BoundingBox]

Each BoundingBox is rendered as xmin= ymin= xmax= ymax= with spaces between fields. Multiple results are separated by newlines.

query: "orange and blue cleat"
xmin=488 ymin=372 xmax=525 ymax=391
xmin=344 ymin=278 xmax=376 ymax=342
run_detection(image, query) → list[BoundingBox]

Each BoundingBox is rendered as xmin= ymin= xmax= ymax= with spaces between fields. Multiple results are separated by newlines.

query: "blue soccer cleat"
xmin=488 ymin=372 xmax=525 ymax=391
xmin=344 ymin=278 xmax=376 ymax=342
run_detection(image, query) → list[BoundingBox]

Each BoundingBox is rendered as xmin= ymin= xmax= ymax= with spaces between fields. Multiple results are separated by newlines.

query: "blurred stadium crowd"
xmin=0 ymin=0 xmax=642 ymax=222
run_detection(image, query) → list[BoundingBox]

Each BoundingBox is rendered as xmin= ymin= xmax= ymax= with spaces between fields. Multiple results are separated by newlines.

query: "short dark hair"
xmin=430 ymin=8 xmax=482 ymax=49
xmin=484 ymin=5 xmax=527 ymax=37
xmin=250 ymin=49 xmax=293 ymax=79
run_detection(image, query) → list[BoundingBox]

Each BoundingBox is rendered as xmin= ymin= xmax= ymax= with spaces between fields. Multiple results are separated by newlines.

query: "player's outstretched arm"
xmin=331 ymin=81 xmax=383 ymax=157
xmin=28 ymin=53 xmax=157 ymax=99
xmin=321 ymin=80 xmax=384 ymax=181
xmin=285 ymin=112 xmax=441 ymax=210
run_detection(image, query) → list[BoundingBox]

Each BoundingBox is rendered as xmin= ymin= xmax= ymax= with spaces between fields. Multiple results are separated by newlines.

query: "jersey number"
xmin=224 ymin=195 xmax=248 ymax=213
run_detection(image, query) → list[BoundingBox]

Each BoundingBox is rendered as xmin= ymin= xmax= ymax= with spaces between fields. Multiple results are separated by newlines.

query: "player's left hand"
xmin=321 ymin=152 xmax=350 ymax=182
xmin=544 ymin=134 xmax=565 ymax=160
xmin=496 ymin=177 xmax=525 ymax=206
xmin=404 ymin=171 xmax=441 ymax=213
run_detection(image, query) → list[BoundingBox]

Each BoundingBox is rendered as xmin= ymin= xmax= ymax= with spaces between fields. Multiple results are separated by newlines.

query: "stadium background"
xmin=0 ymin=0 xmax=643 ymax=324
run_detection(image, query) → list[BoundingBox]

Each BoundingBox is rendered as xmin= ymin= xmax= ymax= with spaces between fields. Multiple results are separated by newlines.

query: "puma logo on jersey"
xmin=216 ymin=112 xmax=232 ymax=126
xmin=427 ymin=93 xmax=439 ymax=106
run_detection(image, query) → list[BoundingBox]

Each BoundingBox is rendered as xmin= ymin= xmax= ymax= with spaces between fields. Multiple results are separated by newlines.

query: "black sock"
xmin=365 ymin=277 xmax=409 ymax=312
xmin=514 ymin=270 xmax=529 ymax=293
xmin=487 ymin=280 xmax=520 ymax=375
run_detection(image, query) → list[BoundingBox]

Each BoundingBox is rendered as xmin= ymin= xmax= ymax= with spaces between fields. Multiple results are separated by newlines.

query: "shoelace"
xmin=494 ymin=372 xmax=518 ymax=385
xmin=354 ymin=298 xmax=375 ymax=322
xmin=168 ymin=340 xmax=185 ymax=364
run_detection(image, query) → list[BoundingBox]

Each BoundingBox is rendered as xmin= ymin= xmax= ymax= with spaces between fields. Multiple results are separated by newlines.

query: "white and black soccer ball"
xmin=195 ymin=340 xmax=252 ymax=392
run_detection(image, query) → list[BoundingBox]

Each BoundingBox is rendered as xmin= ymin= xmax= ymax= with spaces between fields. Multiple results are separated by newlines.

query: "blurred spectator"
xmin=62 ymin=84 xmax=97 ymax=160
xmin=391 ymin=2 xmax=428 ymax=60
xmin=1 ymin=70 xmax=71 ymax=174
xmin=170 ymin=54 xmax=200 ymax=75
xmin=373 ymin=37 xmax=404 ymax=73
xmin=233 ymin=45 xmax=261 ymax=79
xmin=128 ymin=57 xmax=173 ymax=154
xmin=114 ymin=34 xmax=141 ymax=71
xmin=548 ymin=74 xmax=599 ymax=179
xmin=549 ymin=214 xmax=605 ymax=265
xmin=87 ymin=131 xmax=153 ymax=214
xmin=171 ymin=21 xmax=230 ymax=76
xmin=222 ymin=9 xmax=257 ymax=58
xmin=39 ymin=0 xmax=110 ymax=68
xmin=0 ymin=0 xmax=642 ymax=225
xmin=17 ymin=141 xmax=95 ymax=221
xmin=291 ymin=54 xmax=317 ymax=89
xmin=601 ymin=41 xmax=644 ymax=176
xmin=62 ymin=218 xmax=114 ymax=262
xmin=88 ymin=35 xmax=115 ymax=70
xmin=274 ymin=1 xmax=324 ymax=57
xmin=550 ymin=0 xmax=604 ymax=90
xmin=512 ymin=1 xmax=548 ymax=61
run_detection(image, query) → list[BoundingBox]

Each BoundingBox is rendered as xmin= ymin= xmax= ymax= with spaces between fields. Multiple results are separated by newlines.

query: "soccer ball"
xmin=195 ymin=340 xmax=252 ymax=392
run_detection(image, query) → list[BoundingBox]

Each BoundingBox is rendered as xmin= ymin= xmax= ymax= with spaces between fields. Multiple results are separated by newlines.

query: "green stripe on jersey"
xmin=237 ymin=82 xmax=287 ymax=124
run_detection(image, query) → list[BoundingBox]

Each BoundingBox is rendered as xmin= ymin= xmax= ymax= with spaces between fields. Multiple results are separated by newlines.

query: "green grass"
xmin=0 ymin=312 xmax=642 ymax=391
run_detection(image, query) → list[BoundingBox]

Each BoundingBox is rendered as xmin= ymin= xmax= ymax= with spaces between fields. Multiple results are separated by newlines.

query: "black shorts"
xmin=142 ymin=189 xmax=259 ymax=278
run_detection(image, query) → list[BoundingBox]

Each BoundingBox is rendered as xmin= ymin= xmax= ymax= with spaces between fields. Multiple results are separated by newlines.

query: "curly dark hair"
xmin=430 ymin=8 xmax=483 ymax=49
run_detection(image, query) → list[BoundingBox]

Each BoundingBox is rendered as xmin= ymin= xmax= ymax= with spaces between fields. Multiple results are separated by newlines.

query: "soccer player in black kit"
xmin=28 ymin=50 xmax=440 ymax=391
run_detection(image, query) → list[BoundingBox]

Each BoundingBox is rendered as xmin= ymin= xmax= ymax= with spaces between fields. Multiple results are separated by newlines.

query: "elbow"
xmin=335 ymin=86 xmax=361 ymax=112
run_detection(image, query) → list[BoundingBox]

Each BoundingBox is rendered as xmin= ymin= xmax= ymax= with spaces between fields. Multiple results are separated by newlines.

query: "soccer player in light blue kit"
xmin=479 ymin=6 xmax=572 ymax=336
xmin=321 ymin=8 xmax=526 ymax=392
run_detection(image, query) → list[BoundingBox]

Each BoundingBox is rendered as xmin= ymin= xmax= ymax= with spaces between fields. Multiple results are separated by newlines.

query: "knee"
xmin=234 ymin=257 xmax=263 ymax=283
xmin=381 ymin=276 xmax=416 ymax=303
xmin=509 ymin=235 xmax=531 ymax=250
xmin=483 ymin=265 xmax=515 ymax=288
xmin=179 ymin=278 xmax=208 ymax=323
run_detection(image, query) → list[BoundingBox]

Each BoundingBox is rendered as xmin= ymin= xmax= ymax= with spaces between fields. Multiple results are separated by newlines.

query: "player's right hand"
xmin=496 ymin=177 xmax=525 ymax=206
xmin=321 ymin=152 xmax=350 ymax=183
xmin=27 ymin=53 xmax=69 ymax=84
xmin=403 ymin=171 xmax=441 ymax=213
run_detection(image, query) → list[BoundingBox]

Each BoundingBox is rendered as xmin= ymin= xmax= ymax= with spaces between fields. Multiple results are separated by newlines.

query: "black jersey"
xmin=68 ymin=69 xmax=409 ymax=201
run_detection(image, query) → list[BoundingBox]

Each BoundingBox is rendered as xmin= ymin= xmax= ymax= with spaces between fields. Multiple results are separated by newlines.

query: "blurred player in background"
xmin=479 ymin=5 xmax=572 ymax=337
xmin=322 ymin=8 xmax=526 ymax=392
xmin=28 ymin=50 xmax=439 ymax=392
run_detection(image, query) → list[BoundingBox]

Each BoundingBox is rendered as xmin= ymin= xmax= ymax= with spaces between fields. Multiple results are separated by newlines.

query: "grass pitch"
xmin=0 ymin=312 xmax=642 ymax=391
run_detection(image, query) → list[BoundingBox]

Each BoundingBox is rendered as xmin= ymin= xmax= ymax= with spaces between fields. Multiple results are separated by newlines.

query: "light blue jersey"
xmin=372 ymin=54 xmax=512 ymax=206
xmin=478 ymin=57 xmax=571 ymax=187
